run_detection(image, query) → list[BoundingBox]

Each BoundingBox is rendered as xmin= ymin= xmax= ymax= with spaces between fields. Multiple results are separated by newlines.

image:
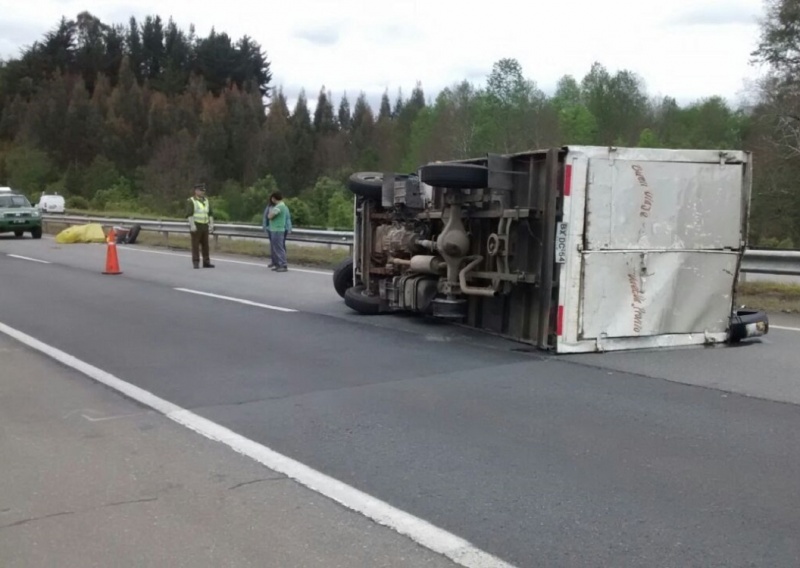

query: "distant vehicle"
xmin=334 ymin=146 xmax=769 ymax=353
xmin=0 ymin=188 xmax=43 ymax=239
xmin=37 ymin=193 xmax=65 ymax=214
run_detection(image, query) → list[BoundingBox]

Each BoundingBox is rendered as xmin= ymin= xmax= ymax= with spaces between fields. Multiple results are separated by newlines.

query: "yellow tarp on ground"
xmin=55 ymin=223 xmax=107 ymax=244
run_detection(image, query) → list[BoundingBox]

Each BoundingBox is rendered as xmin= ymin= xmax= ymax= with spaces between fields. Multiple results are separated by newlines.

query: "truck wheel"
xmin=420 ymin=163 xmax=489 ymax=189
xmin=31 ymin=227 xmax=42 ymax=239
xmin=126 ymin=224 xmax=141 ymax=244
xmin=14 ymin=230 xmax=23 ymax=238
xmin=332 ymin=257 xmax=354 ymax=298
xmin=344 ymin=285 xmax=383 ymax=315
xmin=347 ymin=172 xmax=409 ymax=200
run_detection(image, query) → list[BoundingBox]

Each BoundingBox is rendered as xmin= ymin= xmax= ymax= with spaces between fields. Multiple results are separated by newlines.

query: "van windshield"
xmin=0 ymin=195 xmax=31 ymax=208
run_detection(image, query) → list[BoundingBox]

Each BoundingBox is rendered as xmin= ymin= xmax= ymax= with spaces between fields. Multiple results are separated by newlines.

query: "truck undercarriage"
xmin=333 ymin=147 xmax=769 ymax=353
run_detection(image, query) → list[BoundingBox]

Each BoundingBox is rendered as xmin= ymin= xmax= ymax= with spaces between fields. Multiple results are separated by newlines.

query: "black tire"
xmin=126 ymin=224 xmax=141 ymax=244
xmin=419 ymin=163 xmax=488 ymax=189
xmin=347 ymin=172 xmax=409 ymax=200
xmin=30 ymin=226 xmax=42 ymax=239
xmin=344 ymin=285 xmax=383 ymax=315
xmin=332 ymin=257 xmax=354 ymax=298
xmin=14 ymin=230 xmax=23 ymax=238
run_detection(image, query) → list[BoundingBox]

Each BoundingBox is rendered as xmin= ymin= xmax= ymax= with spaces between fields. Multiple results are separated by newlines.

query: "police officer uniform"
xmin=186 ymin=183 xmax=215 ymax=269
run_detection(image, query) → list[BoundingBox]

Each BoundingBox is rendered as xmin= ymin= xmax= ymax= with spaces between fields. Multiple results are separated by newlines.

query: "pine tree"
xmin=287 ymin=90 xmax=316 ymax=192
xmin=313 ymin=86 xmax=337 ymax=134
xmin=351 ymin=92 xmax=377 ymax=169
xmin=378 ymin=90 xmax=392 ymax=121
xmin=337 ymin=92 xmax=351 ymax=132
xmin=262 ymin=88 xmax=292 ymax=190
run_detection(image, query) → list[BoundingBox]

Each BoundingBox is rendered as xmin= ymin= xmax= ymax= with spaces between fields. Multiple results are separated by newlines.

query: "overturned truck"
xmin=332 ymin=146 xmax=769 ymax=353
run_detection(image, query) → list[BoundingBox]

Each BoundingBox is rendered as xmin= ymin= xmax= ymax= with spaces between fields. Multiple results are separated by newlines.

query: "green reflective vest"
xmin=190 ymin=197 xmax=209 ymax=224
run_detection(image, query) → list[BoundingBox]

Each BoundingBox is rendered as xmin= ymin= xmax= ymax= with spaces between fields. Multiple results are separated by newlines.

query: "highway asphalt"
xmin=0 ymin=332 xmax=459 ymax=568
xmin=1 ymin=235 xmax=799 ymax=567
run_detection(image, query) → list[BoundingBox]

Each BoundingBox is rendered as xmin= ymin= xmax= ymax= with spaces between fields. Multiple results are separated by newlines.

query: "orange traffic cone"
xmin=103 ymin=227 xmax=122 ymax=275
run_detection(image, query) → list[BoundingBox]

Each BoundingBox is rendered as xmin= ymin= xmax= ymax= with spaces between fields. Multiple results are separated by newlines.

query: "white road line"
xmin=772 ymin=325 xmax=800 ymax=332
xmin=121 ymin=246 xmax=332 ymax=276
xmin=175 ymin=288 xmax=298 ymax=313
xmin=0 ymin=321 xmax=516 ymax=568
xmin=6 ymin=254 xmax=51 ymax=264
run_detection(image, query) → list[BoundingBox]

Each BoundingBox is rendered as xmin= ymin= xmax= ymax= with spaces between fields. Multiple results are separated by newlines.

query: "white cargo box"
xmin=554 ymin=146 xmax=750 ymax=353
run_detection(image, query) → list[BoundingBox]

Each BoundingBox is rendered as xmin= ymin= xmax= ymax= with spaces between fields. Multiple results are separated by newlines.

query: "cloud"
xmin=0 ymin=20 xmax=48 ymax=52
xmin=293 ymin=25 xmax=340 ymax=46
xmin=669 ymin=5 xmax=760 ymax=26
xmin=363 ymin=22 xmax=423 ymax=44
xmin=0 ymin=0 xmax=770 ymax=108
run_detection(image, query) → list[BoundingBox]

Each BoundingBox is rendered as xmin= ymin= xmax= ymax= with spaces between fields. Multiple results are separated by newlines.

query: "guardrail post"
xmin=213 ymin=233 xmax=219 ymax=251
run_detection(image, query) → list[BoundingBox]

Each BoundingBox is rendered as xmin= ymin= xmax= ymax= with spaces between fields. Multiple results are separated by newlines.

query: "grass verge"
xmin=136 ymin=232 xmax=349 ymax=269
xmin=738 ymin=282 xmax=800 ymax=314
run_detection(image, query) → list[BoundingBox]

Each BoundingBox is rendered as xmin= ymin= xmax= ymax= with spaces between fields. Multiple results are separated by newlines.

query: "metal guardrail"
xmin=42 ymin=214 xmax=800 ymax=276
xmin=42 ymin=214 xmax=354 ymax=252
xmin=740 ymin=249 xmax=800 ymax=276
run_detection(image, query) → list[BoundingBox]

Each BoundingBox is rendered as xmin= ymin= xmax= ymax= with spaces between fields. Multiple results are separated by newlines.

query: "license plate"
xmin=12 ymin=219 xmax=25 ymax=224
xmin=555 ymin=222 xmax=568 ymax=264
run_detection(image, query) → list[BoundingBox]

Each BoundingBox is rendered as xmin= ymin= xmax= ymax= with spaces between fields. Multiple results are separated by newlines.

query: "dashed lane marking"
xmin=7 ymin=254 xmax=51 ymax=264
xmin=174 ymin=288 xmax=298 ymax=313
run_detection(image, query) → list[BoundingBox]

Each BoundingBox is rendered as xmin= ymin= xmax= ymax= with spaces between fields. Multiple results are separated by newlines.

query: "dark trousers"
xmin=269 ymin=230 xmax=287 ymax=268
xmin=191 ymin=223 xmax=210 ymax=265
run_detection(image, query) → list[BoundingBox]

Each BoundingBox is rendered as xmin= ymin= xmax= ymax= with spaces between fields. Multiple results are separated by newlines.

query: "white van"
xmin=37 ymin=193 xmax=66 ymax=214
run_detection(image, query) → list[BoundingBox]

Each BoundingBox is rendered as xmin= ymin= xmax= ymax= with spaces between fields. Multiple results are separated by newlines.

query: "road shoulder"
xmin=0 ymin=333 xmax=457 ymax=568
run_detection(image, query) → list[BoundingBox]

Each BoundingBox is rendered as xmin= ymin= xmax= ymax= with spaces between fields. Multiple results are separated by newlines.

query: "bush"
xmin=5 ymin=145 xmax=56 ymax=194
xmin=284 ymin=197 xmax=312 ymax=227
xmin=297 ymin=177 xmax=352 ymax=227
xmin=327 ymin=190 xmax=353 ymax=229
xmin=209 ymin=196 xmax=230 ymax=221
xmin=67 ymin=196 xmax=90 ymax=209
xmin=91 ymin=177 xmax=138 ymax=211
xmin=758 ymin=237 xmax=781 ymax=249
xmin=84 ymin=155 xmax=121 ymax=196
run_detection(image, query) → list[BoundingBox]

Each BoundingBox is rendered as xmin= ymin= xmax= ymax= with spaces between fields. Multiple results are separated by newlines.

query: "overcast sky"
xmin=0 ymin=0 xmax=770 ymax=112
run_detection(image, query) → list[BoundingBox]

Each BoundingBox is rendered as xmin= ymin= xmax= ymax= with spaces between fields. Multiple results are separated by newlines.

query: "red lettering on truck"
xmin=631 ymin=165 xmax=654 ymax=219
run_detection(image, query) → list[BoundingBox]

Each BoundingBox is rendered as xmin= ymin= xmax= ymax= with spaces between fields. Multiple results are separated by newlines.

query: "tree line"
xmin=0 ymin=7 xmax=798 ymax=244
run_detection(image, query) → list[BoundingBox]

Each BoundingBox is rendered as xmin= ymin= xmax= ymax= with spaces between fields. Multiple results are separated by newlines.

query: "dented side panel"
xmin=585 ymin=159 xmax=745 ymax=251
xmin=579 ymin=251 xmax=738 ymax=339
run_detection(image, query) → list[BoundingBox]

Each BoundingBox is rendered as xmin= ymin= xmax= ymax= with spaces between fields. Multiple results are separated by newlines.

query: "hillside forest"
xmin=0 ymin=7 xmax=798 ymax=247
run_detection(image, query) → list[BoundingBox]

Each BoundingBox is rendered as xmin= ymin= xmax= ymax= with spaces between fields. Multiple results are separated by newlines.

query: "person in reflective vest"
xmin=185 ymin=183 xmax=215 ymax=269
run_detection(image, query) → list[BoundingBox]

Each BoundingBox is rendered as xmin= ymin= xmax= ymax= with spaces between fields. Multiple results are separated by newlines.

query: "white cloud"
xmin=0 ymin=0 xmax=768 ymax=109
